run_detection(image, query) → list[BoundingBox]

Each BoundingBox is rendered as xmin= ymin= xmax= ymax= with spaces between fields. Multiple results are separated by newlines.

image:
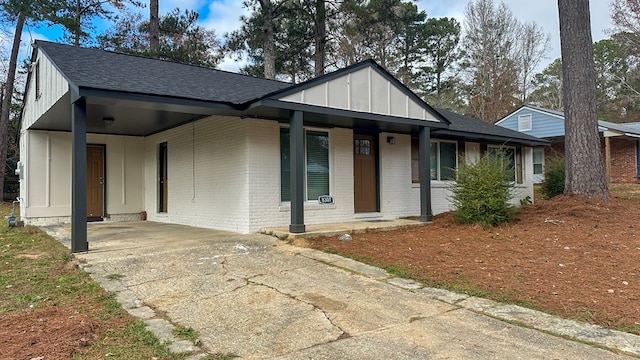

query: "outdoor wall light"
xmin=102 ymin=117 xmax=115 ymax=126
xmin=387 ymin=136 xmax=396 ymax=145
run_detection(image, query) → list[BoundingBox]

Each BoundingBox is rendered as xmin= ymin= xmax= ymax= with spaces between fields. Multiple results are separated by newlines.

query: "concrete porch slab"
xmin=260 ymin=218 xmax=424 ymax=240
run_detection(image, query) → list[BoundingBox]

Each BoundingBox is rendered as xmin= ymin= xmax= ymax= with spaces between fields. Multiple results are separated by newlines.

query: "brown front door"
xmin=87 ymin=145 xmax=105 ymax=218
xmin=354 ymin=134 xmax=377 ymax=212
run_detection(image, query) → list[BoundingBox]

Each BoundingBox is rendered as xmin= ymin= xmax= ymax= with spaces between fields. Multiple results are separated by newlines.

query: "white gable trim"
xmin=496 ymin=105 xmax=565 ymax=125
xmin=277 ymin=65 xmax=439 ymax=122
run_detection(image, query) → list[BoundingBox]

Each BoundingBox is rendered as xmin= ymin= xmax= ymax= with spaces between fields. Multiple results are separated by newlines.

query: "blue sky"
xmin=19 ymin=0 xmax=613 ymax=72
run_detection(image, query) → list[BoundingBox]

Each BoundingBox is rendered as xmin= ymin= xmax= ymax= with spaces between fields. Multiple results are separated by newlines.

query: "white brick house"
xmin=19 ymin=41 xmax=548 ymax=252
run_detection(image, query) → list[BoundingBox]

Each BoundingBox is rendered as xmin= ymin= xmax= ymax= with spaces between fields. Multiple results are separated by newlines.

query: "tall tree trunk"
xmin=74 ymin=0 xmax=81 ymax=45
xmin=260 ymin=0 xmax=276 ymax=79
xmin=0 ymin=12 xmax=25 ymax=201
xmin=149 ymin=0 xmax=159 ymax=54
xmin=558 ymin=0 xmax=609 ymax=199
xmin=313 ymin=0 xmax=326 ymax=77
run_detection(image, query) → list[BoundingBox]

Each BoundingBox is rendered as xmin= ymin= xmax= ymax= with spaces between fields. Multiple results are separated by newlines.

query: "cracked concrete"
xmin=46 ymin=221 xmax=640 ymax=359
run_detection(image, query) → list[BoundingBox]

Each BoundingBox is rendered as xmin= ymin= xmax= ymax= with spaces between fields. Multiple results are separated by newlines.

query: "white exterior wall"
xmin=143 ymin=116 xmax=252 ymax=233
xmin=20 ymin=130 xmax=145 ymax=224
xmin=22 ymin=52 xmax=69 ymax=130
xmin=246 ymin=121 xmax=355 ymax=232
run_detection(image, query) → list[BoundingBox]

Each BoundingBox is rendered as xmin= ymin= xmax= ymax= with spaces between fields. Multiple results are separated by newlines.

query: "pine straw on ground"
xmin=0 ymin=307 xmax=102 ymax=360
xmin=309 ymin=195 xmax=640 ymax=332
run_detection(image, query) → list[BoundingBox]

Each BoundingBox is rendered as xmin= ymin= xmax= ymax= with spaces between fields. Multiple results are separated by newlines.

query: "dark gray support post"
xmin=71 ymin=99 xmax=88 ymax=252
xmin=419 ymin=126 xmax=433 ymax=222
xmin=289 ymin=110 xmax=305 ymax=233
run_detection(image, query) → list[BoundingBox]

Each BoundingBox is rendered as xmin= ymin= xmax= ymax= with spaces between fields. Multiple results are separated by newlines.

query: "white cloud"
xmin=200 ymin=0 xmax=249 ymax=37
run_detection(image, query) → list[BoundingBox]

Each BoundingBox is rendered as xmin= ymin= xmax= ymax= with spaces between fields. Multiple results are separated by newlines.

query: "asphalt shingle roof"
xmin=598 ymin=120 xmax=640 ymax=136
xmin=435 ymin=108 xmax=548 ymax=145
xmin=36 ymin=40 xmax=290 ymax=105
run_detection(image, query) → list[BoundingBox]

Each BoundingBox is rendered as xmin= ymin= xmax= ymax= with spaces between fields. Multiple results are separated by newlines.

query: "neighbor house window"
xmin=488 ymin=145 xmax=517 ymax=182
xmin=411 ymin=139 xmax=457 ymax=182
xmin=533 ymin=148 xmax=544 ymax=175
xmin=280 ymin=127 xmax=330 ymax=202
xmin=518 ymin=114 xmax=532 ymax=131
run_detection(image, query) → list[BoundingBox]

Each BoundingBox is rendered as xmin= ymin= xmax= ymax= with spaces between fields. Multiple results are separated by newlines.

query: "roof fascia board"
xmin=433 ymin=129 xmax=550 ymax=147
xmin=78 ymin=87 xmax=238 ymax=112
xmin=497 ymin=105 xmax=565 ymax=125
xmin=259 ymin=99 xmax=448 ymax=129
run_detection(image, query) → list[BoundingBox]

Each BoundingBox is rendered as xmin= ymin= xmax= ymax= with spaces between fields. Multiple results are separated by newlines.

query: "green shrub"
xmin=540 ymin=155 xmax=565 ymax=199
xmin=450 ymin=151 xmax=515 ymax=226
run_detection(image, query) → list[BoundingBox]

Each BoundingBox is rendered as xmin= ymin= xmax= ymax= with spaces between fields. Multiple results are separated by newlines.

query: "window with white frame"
xmin=533 ymin=148 xmax=544 ymax=175
xmin=411 ymin=139 xmax=457 ymax=182
xmin=280 ymin=127 xmax=330 ymax=202
xmin=518 ymin=114 xmax=532 ymax=132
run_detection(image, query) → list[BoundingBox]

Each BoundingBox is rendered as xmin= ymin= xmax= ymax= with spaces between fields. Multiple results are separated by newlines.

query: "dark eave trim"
xmin=432 ymin=129 xmax=550 ymax=147
xmin=255 ymin=99 xmax=449 ymax=129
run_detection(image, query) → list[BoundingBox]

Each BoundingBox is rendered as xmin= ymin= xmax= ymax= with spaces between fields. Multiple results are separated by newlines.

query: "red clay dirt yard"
xmin=309 ymin=191 xmax=640 ymax=333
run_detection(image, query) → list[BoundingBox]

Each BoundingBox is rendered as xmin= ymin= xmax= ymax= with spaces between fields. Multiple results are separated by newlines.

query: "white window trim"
xmin=280 ymin=125 xmax=332 ymax=204
xmin=532 ymin=148 xmax=545 ymax=175
xmin=518 ymin=114 xmax=532 ymax=132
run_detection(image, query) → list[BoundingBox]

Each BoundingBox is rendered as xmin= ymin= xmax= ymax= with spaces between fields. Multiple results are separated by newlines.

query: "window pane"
xmin=533 ymin=148 xmax=544 ymax=163
xmin=533 ymin=163 xmax=543 ymax=175
xmin=504 ymin=148 xmax=516 ymax=181
xmin=411 ymin=138 xmax=419 ymax=183
xmin=440 ymin=142 xmax=457 ymax=180
xmin=280 ymin=128 xmax=290 ymax=202
xmin=430 ymin=142 xmax=438 ymax=180
xmin=306 ymin=131 xmax=329 ymax=200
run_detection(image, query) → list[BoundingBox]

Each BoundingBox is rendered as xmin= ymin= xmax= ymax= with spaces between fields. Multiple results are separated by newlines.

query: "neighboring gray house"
xmin=19 ymin=41 xmax=547 ymax=252
xmin=497 ymin=105 xmax=640 ymax=184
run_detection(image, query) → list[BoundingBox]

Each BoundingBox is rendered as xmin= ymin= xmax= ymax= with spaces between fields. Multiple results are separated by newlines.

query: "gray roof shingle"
xmin=36 ymin=40 xmax=290 ymax=105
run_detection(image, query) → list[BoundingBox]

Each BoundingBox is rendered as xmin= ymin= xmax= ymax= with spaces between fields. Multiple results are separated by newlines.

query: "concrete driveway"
xmin=45 ymin=221 xmax=639 ymax=359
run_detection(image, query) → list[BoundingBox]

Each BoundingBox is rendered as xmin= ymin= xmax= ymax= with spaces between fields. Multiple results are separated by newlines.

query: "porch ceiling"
xmin=29 ymin=91 xmax=247 ymax=136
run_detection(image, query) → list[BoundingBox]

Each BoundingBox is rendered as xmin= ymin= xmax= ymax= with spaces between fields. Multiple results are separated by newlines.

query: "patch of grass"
xmin=0 ymin=203 xmax=187 ymax=359
xmin=201 ymin=353 xmax=240 ymax=360
xmin=106 ymin=273 xmax=125 ymax=280
xmin=173 ymin=325 xmax=201 ymax=346
xmin=611 ymin=184 xmax=640 ymax=205
xmin=382 ymin=264 xmax=414 ymax=279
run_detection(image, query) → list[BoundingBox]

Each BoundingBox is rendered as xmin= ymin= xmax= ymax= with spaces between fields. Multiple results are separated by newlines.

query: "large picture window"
xmin=411 ymin=139 xmax=457 ymax=182
xmin=280 ymin=128 xmax=330 ymax=202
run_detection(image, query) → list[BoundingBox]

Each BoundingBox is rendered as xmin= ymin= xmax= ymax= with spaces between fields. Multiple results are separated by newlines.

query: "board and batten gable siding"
xmin=144 ymin=116 xmax=253 ymax=233
xmin=20 ymin=131 xmax=144 ymax=224
xmin=278 ymin=67 xmax=439 ymax=121
xmin=22 ymin=51 xmax=69 ymax=130
xmin=497 ymin=107 xmax=565 ymax=139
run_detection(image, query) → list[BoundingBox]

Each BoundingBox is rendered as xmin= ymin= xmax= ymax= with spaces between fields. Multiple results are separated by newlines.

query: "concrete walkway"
xmin=45 ymin=221 xmax=640 ymax=359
